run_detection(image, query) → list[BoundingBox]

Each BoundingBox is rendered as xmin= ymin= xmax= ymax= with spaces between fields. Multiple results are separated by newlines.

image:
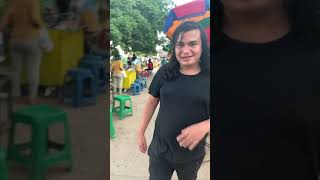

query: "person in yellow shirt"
xmin=0 ymin=0 xmax=43 ymax=104
xmin=111 ymin=55 xmax=124 ymax=95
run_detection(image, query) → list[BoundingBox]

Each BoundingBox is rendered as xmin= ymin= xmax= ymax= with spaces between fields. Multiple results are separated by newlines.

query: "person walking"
xmin=137 ymin=21 xmax=210 ymax=180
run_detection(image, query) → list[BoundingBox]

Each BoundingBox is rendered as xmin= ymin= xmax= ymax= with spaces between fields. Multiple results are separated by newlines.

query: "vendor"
xmin=135 ymin=61 xmax=142 ymax=76
xmin=72 ymin=0 xmax=100 ymax=53
xmin=79 ymin=9 xmax=99 ymax=33
xmin=145 ymin=59 xmax=154 ymax=74
xmin=71 ymin=0 xmax=99 ymax=33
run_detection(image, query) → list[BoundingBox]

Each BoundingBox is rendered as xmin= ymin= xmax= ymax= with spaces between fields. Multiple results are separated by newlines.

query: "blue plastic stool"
xmin=134 ymin=79 xmax=144 ymax=91
xmin=63 ymin=68 xmax=97 ymax=107
xmin=92 ymin=52 xmax=109 ymax=60
xmin=83 ymin=53 xmax=108 ymax=64
xmin=83 ymin=54 xmax=104 ymax=61
xmin=79 ymin=60 xmax=107 ymax=93
xmin=130 ymin=83 xmax=140 ymax=96
xmin=138 ymin=77 xmax=147 ymax=88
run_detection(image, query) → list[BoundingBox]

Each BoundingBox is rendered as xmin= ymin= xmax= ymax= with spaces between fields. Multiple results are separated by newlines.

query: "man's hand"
xmin=176 ymin=120 xmax=210 ymax=151
xmin=137 ymin=132 xmax=148 ymax=154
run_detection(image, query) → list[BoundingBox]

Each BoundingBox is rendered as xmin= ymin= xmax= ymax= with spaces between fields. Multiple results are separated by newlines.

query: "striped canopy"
xmin=163 ymin=0 xmax=210 ymax=44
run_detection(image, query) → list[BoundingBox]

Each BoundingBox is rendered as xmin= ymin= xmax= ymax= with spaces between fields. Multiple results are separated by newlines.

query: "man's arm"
xmin=137 ymin=94 xmax=159 ymax=153
xmin=138 ymin=94 xmax=159 ymax=135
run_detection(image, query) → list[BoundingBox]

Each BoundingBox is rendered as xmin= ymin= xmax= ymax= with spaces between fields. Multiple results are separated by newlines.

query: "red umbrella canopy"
xmin=163 ymin=0 xmax=210 ymax=44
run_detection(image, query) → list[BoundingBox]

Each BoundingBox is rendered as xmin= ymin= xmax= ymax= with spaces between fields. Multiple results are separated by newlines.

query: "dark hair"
xmin=132 ymin=54 xmax=137 ymax=61
xmin=111 ymin=47 xmax=121 ymax=60
xmin=213 ymin=0 xmax=320 ymax=49
xmin=163 ymin=21 xmax=210 ymax=81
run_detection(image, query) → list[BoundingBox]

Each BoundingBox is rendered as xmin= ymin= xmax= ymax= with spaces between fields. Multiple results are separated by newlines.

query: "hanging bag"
xmin=39 ymin=27 xmax=54 ymax=52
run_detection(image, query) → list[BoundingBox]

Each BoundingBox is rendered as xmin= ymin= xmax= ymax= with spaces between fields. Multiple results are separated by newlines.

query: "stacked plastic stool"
xmin=141 ymin=70 xmax=149 ymax=77
xmin=130 ymin=83 xmax=140 ymax=96
xmin=112 ymin=95 xmax=133 ymax=120
xmin=134 ymin=79 xmax=144 ymax=91
xmin=91 ymin=52 xmax=108 ymax=60
xmin=7 ymin=105 xmax=73 ymax=180
xmin=137 ymin=77 xmax=147 ymax=88
xmin=62 ymin=68 xmax=96 ymax=107
xmin=79 ymin=60 xmax=107 ymax=93
xmin=83 ymin=54 xmax=104 ymax=61
xmin=0 ymin=148 xmax=8 ymax=180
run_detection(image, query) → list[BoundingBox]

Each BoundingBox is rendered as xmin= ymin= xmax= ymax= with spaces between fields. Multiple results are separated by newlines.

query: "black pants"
xmin=149 ymin=155 xmax=205 ymax=180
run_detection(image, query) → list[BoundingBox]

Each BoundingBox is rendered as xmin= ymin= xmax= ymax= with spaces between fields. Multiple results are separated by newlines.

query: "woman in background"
xmin=111 ymin=49 xmax=124 ymax=95
xmin=0 ymin=0 xmax=43 ymax=104
xmin=145 ymin=59 xmax=154 ymax=74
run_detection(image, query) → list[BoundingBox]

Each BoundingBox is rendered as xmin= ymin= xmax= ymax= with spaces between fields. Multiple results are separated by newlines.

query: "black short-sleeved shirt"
xmin=213 ymin=32 xmax=320 ymax=180
xmin=148 ymin=66 xmax=210 ymax=163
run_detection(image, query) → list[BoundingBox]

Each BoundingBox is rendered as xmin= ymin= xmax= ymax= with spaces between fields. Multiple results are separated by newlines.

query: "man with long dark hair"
xmin=137 ymin=21 xmax=210 ymax=180
xmin=213 ymin=0 xmax=320 ymax=179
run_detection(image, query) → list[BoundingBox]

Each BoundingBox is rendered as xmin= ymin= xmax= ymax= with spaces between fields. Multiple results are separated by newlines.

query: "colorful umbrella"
xmin=163 ymin=0 xmax=210 ymax=43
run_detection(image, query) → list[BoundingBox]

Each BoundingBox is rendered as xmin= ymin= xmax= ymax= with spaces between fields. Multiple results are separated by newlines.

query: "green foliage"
xmin=110 ymin=0 xmax=173 ymax=54
xmin=0 ymin=0 xmax=7 ymax=15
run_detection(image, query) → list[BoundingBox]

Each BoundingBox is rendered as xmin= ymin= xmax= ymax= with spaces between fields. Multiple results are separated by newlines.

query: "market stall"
xmin=36 ymin=29 xmax=84 ymax=86
xmin=122 ymin=70 xmax=136 ymax=90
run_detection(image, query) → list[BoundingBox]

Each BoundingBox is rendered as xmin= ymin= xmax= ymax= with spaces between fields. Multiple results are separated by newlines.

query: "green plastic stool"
xmin=7 ymin=105 xmax=73 ymax=180
xmin=112 ymin=95 xmax=133 ymax=120
xmin=110 ymin=108 xmax=116 ymax=138
xmin=0 ymin=149 xmax=8 ymax=180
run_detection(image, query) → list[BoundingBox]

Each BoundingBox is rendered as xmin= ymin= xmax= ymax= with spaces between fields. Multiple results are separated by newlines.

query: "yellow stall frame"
xmin=122 ymin=70 xmax=136 ymax=89
xmin=38 ymin=29 xmax=84 ymax=86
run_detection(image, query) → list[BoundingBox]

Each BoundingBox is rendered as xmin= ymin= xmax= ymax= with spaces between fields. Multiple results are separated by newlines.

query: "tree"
xmin=110 ymin=0 xmax=173 ymax=54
